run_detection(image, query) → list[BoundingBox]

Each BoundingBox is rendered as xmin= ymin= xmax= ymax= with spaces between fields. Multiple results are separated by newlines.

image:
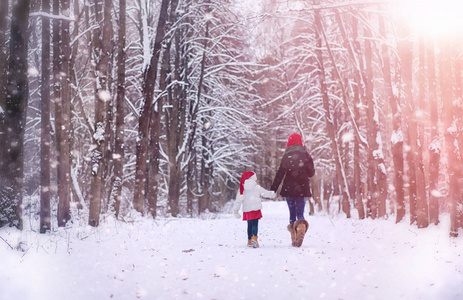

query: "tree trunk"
xmin=40 ymin=0 xmax=52 ymax=233
xmin=111 ymin=0 xmax=126 ymax=218
xmin=346 ymin=14 xmax=365 ymax=219
xmin=441 ymin=42 xmax=460 ymax=237
xmin=397 ymin=15 xmax=419 ymax=225
xmin=416 ymin=37 xmax=429 ymax=228
xmin=313 ymin=5 xmax=350 ymax=218
xmin=364 ymin=28 xmax=383 ymax=219
xmin=1 ymin=0 xmax=30 ymax=229
xmin=379 ymin=14 xmax=405 ymax=223
xmin=0 ymin=0 xmax=8 ymax=173
xmin=89 ymin=0 xmax=112 ymax=226
xmin=133 ymin=0 xmax=170 ymax=214
xmin=426 ymin=37 xmax=440 ymax=225
xmin=165 ymin=0 xmax=186 ymax=217
xmin=196 ymin=20 xmax=210 ymax=215
xmin=56 ymin=0 xmax=72 ymax=227
xmin=147 ymin=41 xmax=170 ymax=218
xmin=453 ymin=48 xmax=463 ymax=232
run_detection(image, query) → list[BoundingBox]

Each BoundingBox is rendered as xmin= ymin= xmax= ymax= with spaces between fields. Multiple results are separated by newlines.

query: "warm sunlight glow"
xmin=396 ymin=0 xmax=463 ymax=37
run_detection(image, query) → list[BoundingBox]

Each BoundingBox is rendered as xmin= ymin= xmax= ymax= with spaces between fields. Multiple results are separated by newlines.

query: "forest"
xmin=1 ymin=0 xmax=463 ymax=237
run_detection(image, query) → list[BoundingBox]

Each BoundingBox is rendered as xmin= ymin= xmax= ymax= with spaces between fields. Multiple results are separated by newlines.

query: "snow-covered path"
xmin=1 ymin=201 xmax=463 ymax=300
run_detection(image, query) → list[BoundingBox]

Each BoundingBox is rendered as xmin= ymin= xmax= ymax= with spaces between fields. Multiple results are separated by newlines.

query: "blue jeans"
xmin=286 ymin=197 xmax=305 ymax=224
xmin=247 ymin=219 xmax=259 ymax=240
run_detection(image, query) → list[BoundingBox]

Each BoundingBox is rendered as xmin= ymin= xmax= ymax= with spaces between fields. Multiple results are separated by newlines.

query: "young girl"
xmin=233 ymin=171 xmax=276 ymax=248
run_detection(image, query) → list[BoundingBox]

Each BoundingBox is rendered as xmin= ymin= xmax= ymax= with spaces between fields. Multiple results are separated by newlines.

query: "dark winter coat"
xmin=271 ymin=145 xmax=315 ymax=198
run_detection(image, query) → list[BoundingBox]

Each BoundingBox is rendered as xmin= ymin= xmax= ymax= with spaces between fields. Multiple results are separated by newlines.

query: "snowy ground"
xmin=1 ymin=200 xmax=463 ymax=300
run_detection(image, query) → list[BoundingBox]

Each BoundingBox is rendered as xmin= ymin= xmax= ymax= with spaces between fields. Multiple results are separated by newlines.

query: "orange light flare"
xmin=393 ymin=0 xmax=463 ymax=38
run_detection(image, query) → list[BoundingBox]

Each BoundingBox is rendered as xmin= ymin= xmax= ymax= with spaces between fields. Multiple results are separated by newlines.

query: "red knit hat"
xmin=240 ymin=171 xmax=256 ymax=195
xmin=287 ymin=133 xmax=303 ymax=147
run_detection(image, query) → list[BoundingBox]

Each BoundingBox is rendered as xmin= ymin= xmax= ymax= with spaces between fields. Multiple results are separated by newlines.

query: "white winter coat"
xmin=233 ymin=178 xmax=276 ymax=213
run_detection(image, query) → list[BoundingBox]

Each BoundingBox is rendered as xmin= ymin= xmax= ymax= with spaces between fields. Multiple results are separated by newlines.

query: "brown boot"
xmin=293 ymin=219 xmax=309 ymax=247
xmin=251 ymin=235 xmax=259 ymax=248
xmin=247 ymin=239 xmax=252 ymax=247
xmin=287 ymin=223 xmax=296 ymax=246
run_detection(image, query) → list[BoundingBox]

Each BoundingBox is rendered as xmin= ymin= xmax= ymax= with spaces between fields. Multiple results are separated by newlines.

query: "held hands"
xmin=234 ymin=211 xmax=241 ymax=219
xmin=261 ymin=190 xmax=277 ymax=200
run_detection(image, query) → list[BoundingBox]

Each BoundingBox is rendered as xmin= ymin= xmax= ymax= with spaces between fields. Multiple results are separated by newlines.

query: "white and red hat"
xmin=239 ymin=171 xmax=257 ymax=201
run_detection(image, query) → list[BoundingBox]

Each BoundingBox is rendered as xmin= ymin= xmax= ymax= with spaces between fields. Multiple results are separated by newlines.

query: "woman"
xmin=271 ymin=133 xmax=315 ymax=247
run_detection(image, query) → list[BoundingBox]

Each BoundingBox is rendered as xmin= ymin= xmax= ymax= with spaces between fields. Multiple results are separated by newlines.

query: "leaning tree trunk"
xmin=1 ymin=0 xmax=31 ymax=229
xmin=133 ymin=0 xmax=170 ymax=214
xmin=313 ymin=5 xmax=350 ymax=218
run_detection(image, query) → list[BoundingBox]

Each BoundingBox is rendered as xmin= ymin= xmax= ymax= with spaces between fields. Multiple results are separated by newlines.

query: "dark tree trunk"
xmin=56 ymin=0 xmax=72 ymax=227
xmin=1 ymin=0 xmax=31 ymax=229
xmin=40 ymin=0 xmax=52 ymax=233
xmin=111 ymin=0 xmax=126 ymax=218
xmin=133 ymin=0 xmax=170 ymax=214
xmin=165 ymin=0 xmax=186 ymax=217
xmin=147 ymin=42 xmax=170 ymax=218
xmin=89 ymin=0 xmax=112 ymax=226
xmin=0 ymin=0 xmax=8 ymax=173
